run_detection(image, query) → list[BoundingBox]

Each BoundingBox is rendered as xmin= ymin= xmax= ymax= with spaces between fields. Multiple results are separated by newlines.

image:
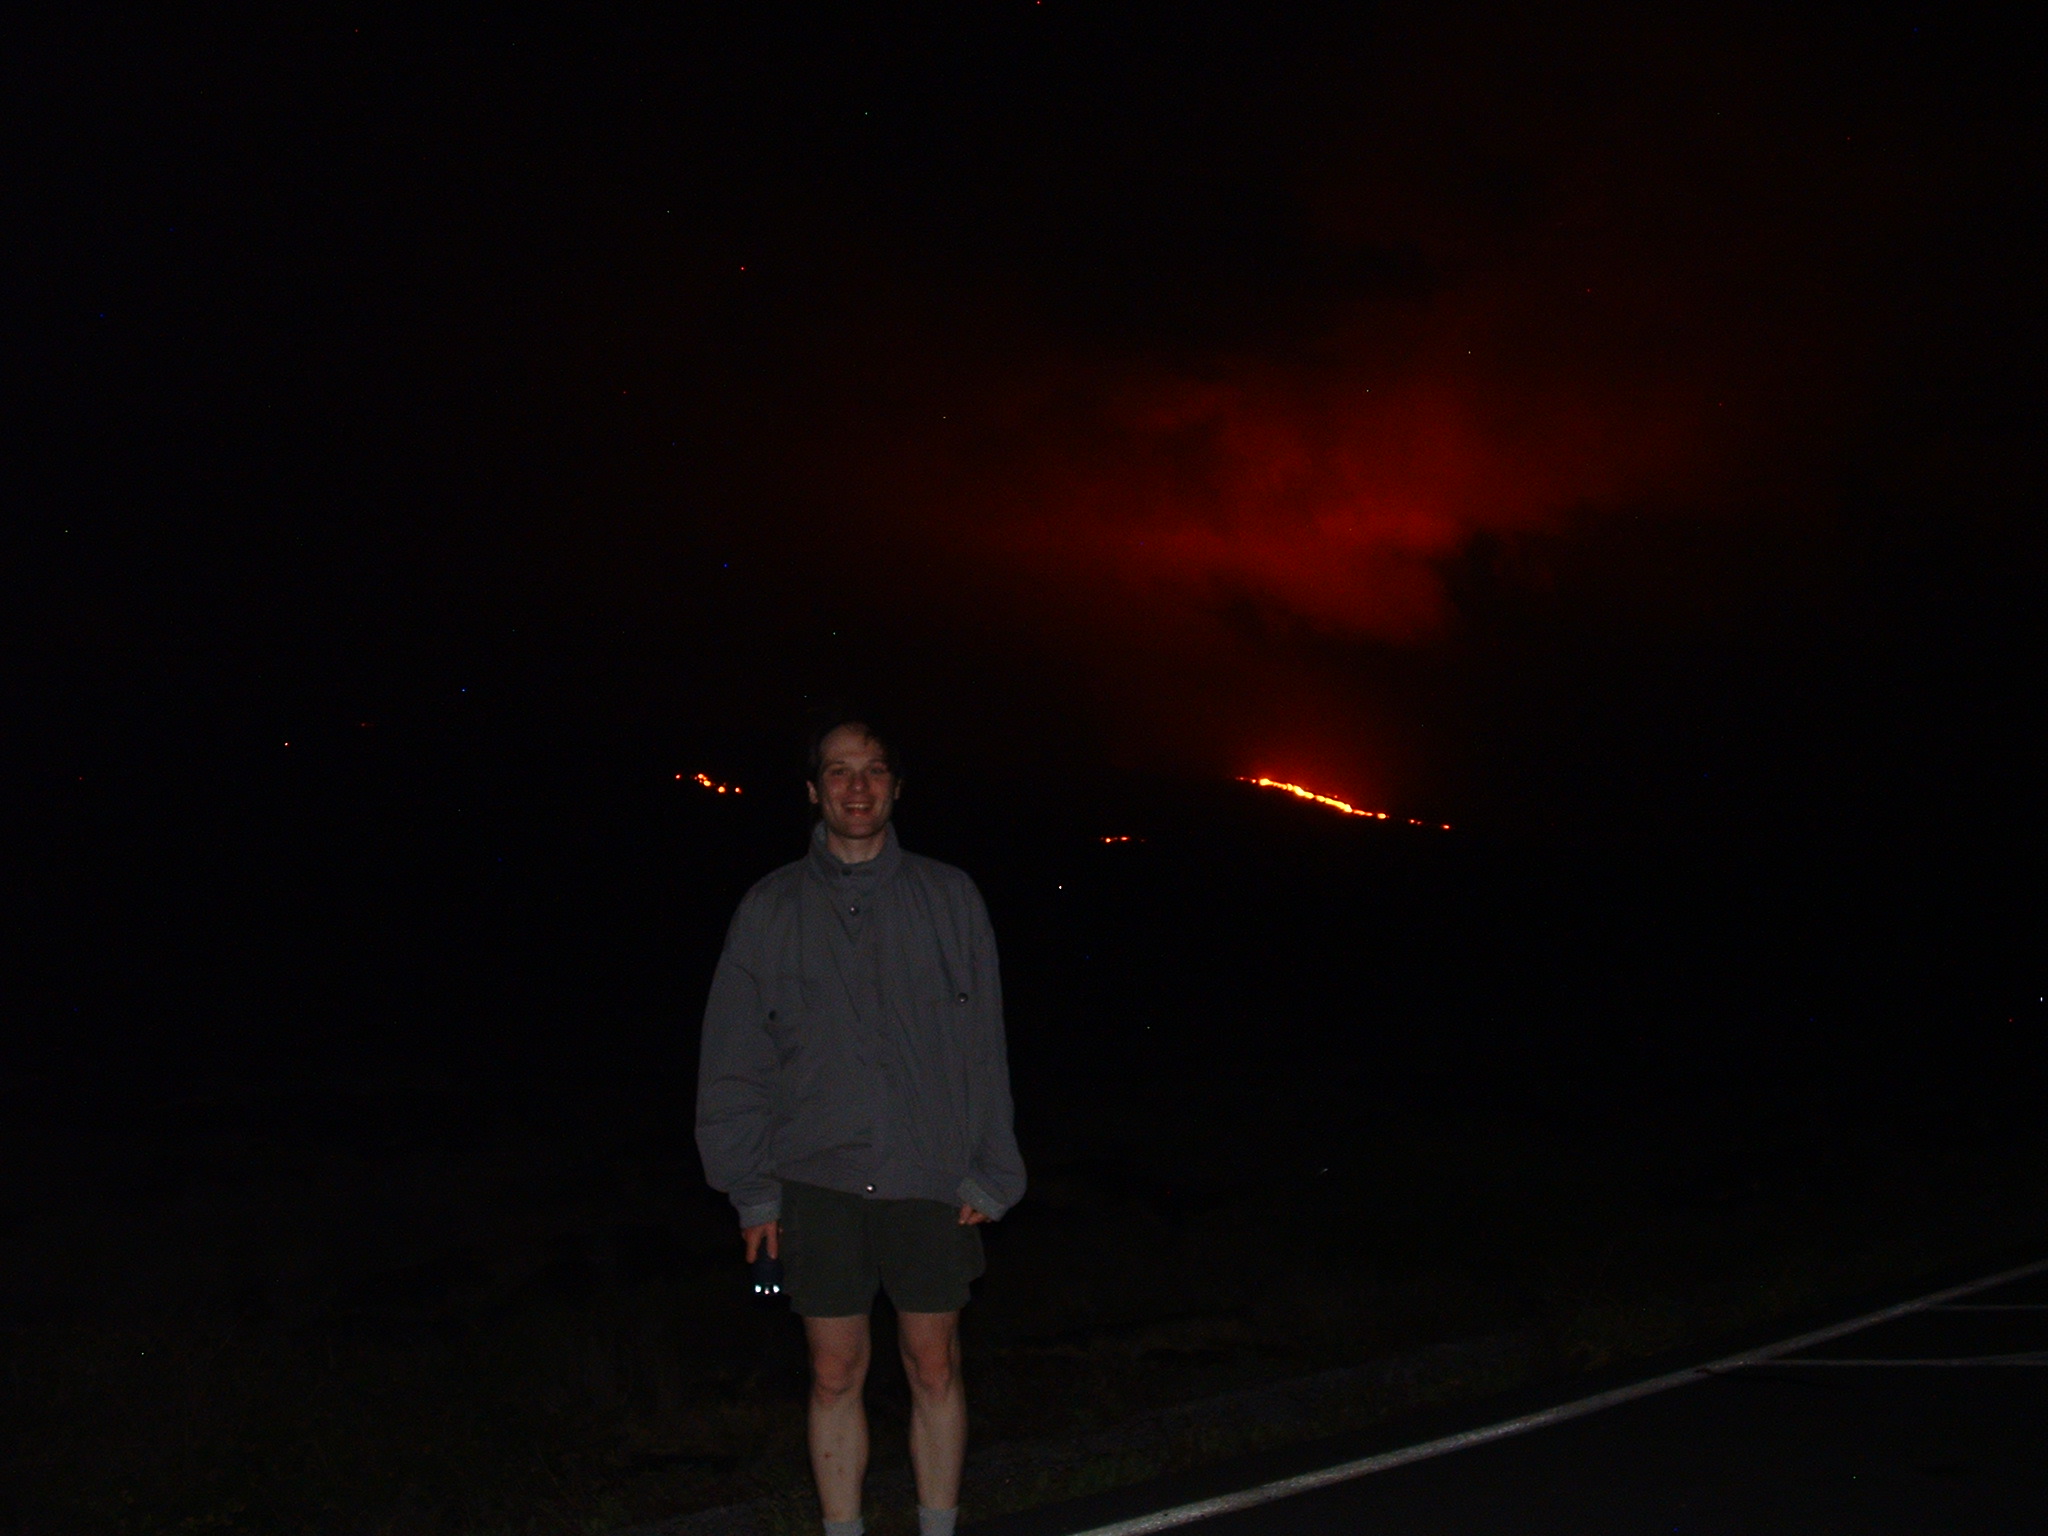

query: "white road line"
xmin=1758 ymin=1352 xmax=2048 ymax=1367
xmin=1053 ymin=1256 xmax=2048 ymax=1536
xmin=1933 ymin=1302 xmax=2048 ymax=1311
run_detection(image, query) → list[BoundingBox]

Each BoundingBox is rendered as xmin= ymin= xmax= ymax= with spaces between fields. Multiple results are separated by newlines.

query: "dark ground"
xmin=5 ymin=754 xmax=2046 ymax=1535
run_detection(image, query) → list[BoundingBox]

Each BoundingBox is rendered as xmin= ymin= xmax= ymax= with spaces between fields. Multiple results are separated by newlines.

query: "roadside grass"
xmin=6 ymin=1084 xmax=2044 ymax=1536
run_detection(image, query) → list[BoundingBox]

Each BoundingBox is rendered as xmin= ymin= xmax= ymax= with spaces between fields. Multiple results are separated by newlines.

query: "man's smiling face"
xmin=807 ymin=724 xmax=900 ymax=850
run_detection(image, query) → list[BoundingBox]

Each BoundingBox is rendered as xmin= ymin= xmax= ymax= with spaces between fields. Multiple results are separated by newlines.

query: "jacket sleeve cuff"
xmin=958 ymin=1177 xmax=1007 ymax=1221
xmin=736 ymin=1192 xmax=782 ymax=1228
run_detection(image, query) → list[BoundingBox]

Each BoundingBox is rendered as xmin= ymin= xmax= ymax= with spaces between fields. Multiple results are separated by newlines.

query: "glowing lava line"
xmin=680 ymin=772 xmax=743 ymax=795
xmin=1240 ymin=777 xmax=1451 ymax=830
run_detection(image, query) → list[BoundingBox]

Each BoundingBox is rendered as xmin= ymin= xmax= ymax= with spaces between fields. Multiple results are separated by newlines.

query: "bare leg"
xmin=805 ymin=1314 xmax=872 ymax=1523
xmin=897 ymin=1310 xmax=966 ymax=1512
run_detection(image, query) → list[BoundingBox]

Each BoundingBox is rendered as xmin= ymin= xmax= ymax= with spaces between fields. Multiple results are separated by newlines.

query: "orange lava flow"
xmin=1240 ymin=776 xmax=1386 ymax=818
xmin=681 ymin=772 xmax=743 ymax=795
xmin=1240 ymin=776 xmax=1450 ymax=830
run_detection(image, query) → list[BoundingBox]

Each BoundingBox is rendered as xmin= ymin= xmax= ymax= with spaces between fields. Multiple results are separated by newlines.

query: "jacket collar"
xmin=808 ymin=819 xmax=903 ymax=885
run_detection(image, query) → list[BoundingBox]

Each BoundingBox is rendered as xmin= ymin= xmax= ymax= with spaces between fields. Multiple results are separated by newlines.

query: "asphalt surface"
xmin=988 ymin=1266 xmax=2048 ymax=1536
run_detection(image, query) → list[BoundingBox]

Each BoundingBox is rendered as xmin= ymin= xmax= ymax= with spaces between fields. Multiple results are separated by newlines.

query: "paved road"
xmin=993 ymin=1266 xmax=2048 ymax=1536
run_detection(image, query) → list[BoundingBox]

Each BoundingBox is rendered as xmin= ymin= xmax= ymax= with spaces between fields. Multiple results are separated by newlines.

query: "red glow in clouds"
xmin=894 ymin=336 xmax=1737 ymax=810
xmin=980 ymin=348 xmax=1719 ymax=647
xmin=759 ymin=19 xmax=1895 ymax=813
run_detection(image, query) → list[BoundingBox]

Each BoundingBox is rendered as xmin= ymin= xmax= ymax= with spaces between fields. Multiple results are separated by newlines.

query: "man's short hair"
xmin=804 ymin=717 xmax=901 ymax=783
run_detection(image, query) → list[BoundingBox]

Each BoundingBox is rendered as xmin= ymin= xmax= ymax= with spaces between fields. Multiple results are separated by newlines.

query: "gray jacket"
xmin=695 ymin=823 xmax=1027 ymax=1227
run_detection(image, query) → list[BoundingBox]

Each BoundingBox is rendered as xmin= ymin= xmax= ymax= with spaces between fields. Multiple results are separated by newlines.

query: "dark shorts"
xmin=780 ymin=1179 xmax=986 ymax=1317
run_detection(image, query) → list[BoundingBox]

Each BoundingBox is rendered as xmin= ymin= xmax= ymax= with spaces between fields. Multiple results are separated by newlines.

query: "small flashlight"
xmin=750 ymin=1250 xmax=784 ymax=1299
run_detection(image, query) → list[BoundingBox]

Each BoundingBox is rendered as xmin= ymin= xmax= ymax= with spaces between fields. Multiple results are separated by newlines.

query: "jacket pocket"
xmin=766 ymin=974 xmax=819 ymax=1060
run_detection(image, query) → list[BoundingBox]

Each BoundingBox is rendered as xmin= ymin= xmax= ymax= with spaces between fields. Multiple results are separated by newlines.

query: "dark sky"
xmin=8 ymin=4 xmax=2044 ymax=845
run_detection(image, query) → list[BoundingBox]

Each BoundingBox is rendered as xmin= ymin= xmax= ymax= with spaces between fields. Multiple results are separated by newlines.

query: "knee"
xmin=901 ymin=1338 xmax=959 ymax=1400
xmin=810 ymin=1343 xmax=868 ymax=1404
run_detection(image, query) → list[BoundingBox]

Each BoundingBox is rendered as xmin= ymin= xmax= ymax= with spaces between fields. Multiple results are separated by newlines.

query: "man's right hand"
xmin=742 ymin=1220 xmax=780 ymax=1262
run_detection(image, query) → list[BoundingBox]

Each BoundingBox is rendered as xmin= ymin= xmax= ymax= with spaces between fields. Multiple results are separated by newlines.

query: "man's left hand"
xmin=957 ymin=1204 xmax=991 ymax=1226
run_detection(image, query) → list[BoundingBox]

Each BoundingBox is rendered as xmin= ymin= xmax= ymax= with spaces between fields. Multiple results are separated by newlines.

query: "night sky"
xmin=9 ymin=5 xmax=2044 ymax=855
xmin=7 ymin=20 xmax=2048 ymax=1531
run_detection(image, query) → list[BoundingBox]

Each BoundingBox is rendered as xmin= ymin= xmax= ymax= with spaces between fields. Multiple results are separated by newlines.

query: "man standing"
xmin=696 ymin=721 xmax=1026 ymax=1536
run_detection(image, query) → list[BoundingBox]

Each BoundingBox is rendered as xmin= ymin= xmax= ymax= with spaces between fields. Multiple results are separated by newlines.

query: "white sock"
xmin=918 ymin=1506 xmax=958 ymax=1536
xmin=823 ymin=1519 xmax=864 ymax=1536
